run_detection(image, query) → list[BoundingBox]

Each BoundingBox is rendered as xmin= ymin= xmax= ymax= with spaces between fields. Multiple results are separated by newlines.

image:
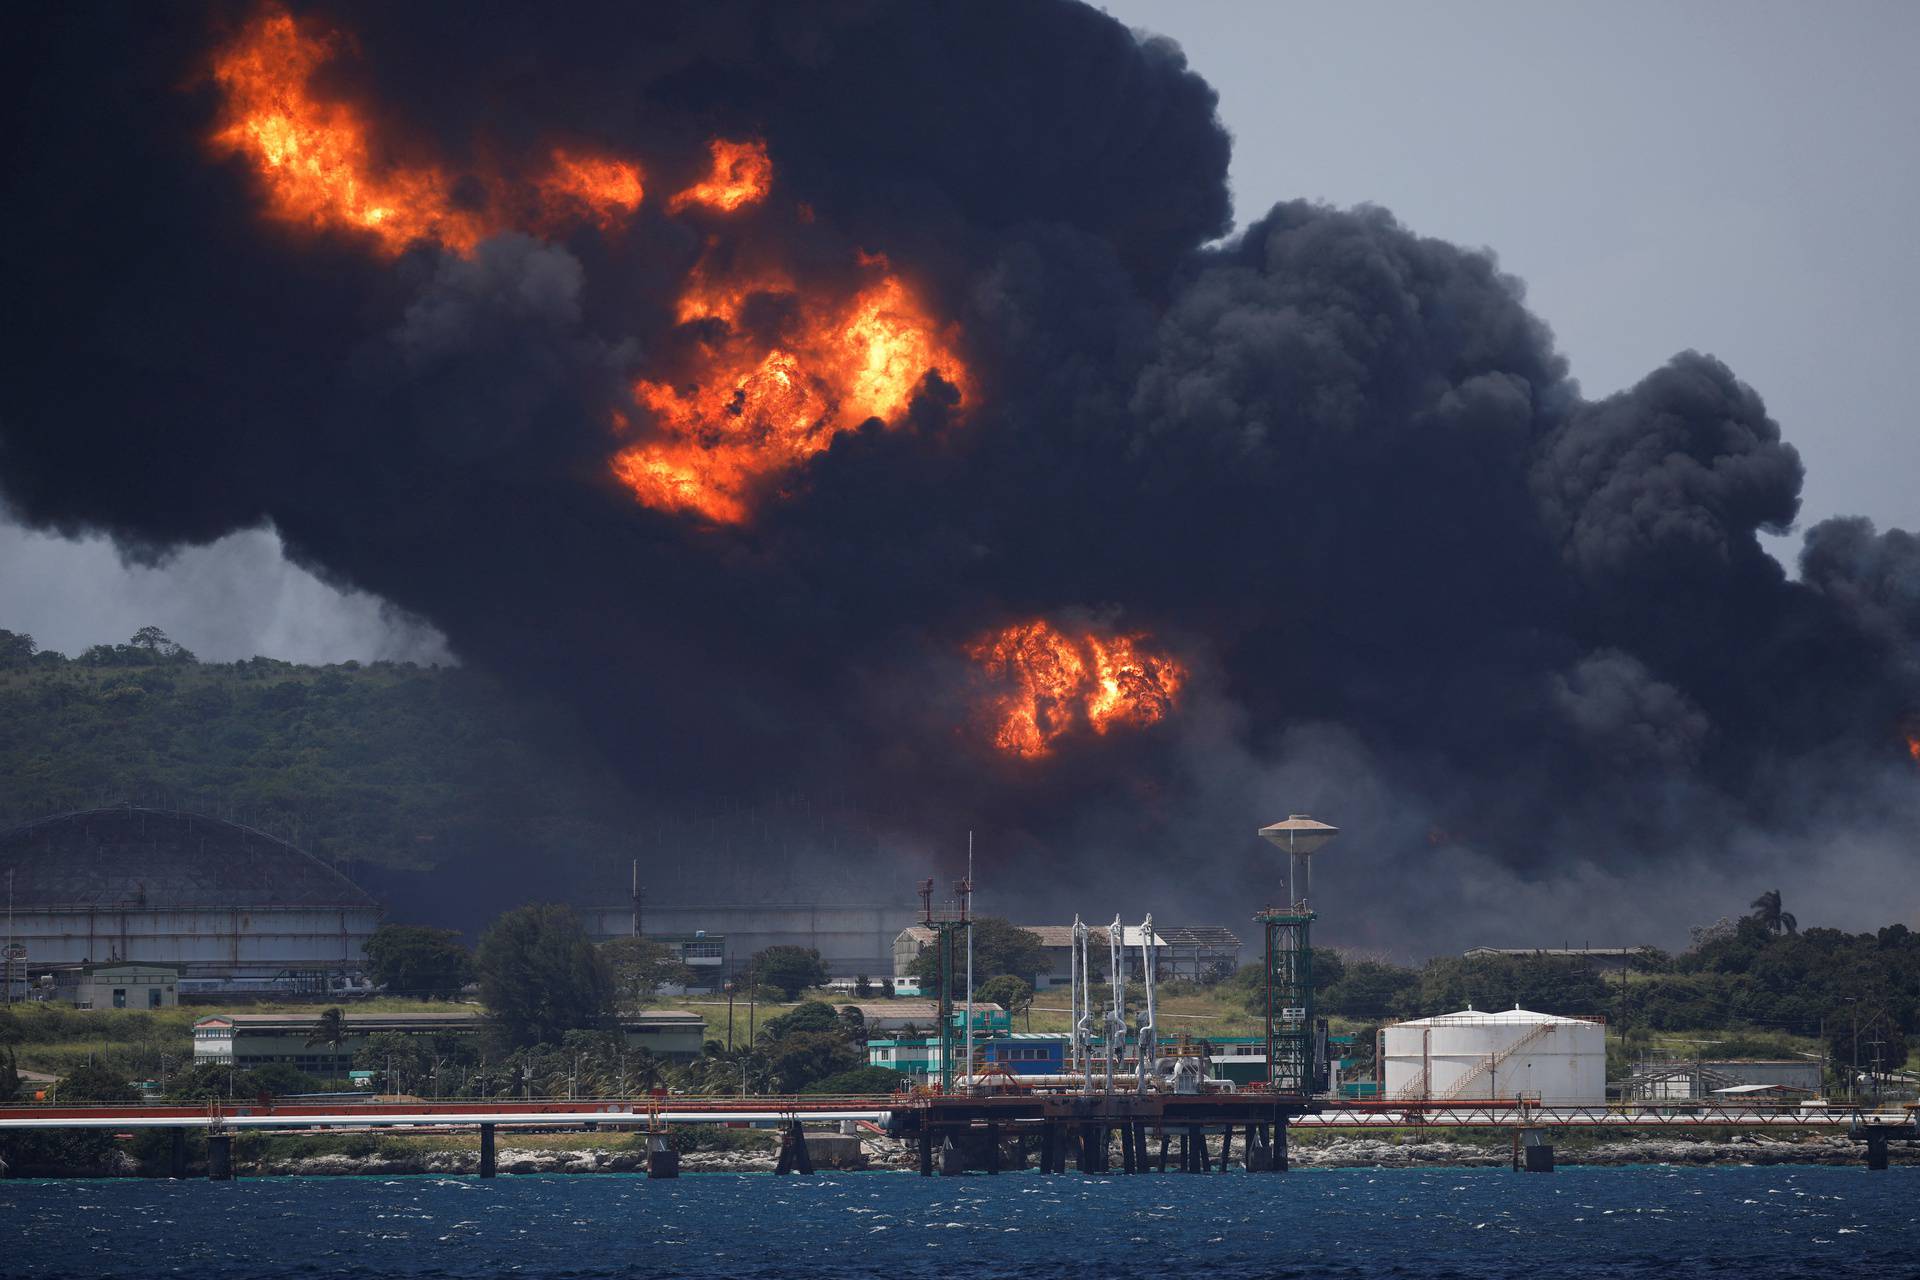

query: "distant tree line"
xmin=0 ymin=625 xmax=662 ymax=892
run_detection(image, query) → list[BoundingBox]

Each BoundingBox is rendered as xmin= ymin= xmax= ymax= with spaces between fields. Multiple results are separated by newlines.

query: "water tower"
xmin=1259 ymin=814 xmax=1338 ymax=909
xmin=1254 ymin=815 xmax=1338 ymax=1097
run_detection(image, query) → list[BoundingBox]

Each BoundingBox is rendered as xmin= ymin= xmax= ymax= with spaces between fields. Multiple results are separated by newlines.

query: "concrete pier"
xmin=478 ymin=1123 xmax=496 ymax=1178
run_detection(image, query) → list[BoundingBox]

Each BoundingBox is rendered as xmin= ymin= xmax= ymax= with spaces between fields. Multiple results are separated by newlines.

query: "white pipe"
xmin=1135 ymin=913 xmax=1157 ymax=1094
xmin=1071 ymin=917 xmax=1090 ymax=1089
xmin=0 ymin=1110 xmax=895 ymax=1130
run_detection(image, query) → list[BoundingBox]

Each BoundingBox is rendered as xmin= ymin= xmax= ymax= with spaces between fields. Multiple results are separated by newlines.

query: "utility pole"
xmin=631 ymin=861 xmax=644 ymax=939
xmin=963 ymin=832 xmax=974 ymax=1095
xmin=1846 ymin=998 xmax=1861 ymax=1109
xmin=4 ymin=868 xmax=14 ymax=1006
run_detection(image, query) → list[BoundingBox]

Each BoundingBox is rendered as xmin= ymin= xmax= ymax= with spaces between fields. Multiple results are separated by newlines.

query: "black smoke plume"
xmin=4 ymin=1 xmax=1916 ymax=951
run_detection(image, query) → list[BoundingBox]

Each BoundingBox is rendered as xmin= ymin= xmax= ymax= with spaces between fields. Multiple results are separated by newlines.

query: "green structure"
xmin=1255 ymin=815 xmax=1338 ymax=1098
xmin=1254 ymin=905 xmax=1316 ymax=1095
xmin=915 ymin=878 xmax=972 ymax=1091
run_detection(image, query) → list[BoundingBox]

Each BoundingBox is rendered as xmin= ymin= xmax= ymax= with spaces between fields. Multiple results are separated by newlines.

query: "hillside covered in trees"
xmin=0 ymin=627 xmax=647 ymax=920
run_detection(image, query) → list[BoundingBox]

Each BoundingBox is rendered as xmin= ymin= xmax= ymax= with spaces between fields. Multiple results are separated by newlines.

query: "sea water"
xmin=5 ymin=1166 xmax=1917 ymax=1278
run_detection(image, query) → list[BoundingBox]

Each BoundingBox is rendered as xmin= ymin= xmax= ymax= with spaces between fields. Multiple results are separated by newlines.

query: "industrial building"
xmin=581 ymin=902 xmax=913 ymax=979
xmin=892 ymin=923 xmax=1241 ymax=988
xmin=38 ymin=961 xmax=180 ymax=1009
xmin=1381 ymin=1007 xmax=1606 ymax=1106
xmin=0 ymin=806 xmax=380 ymax=987
xmin=1623 ymin=1058 xmax=1824 ymax=1102
xmin=192 ymin=1008 xmax=708 ymax=1075
xmin=841 ymin=1002 xmax=1006 ymax=1035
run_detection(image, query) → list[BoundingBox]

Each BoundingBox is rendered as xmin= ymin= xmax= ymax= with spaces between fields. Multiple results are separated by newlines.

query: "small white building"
xmin=1381 ymin=1006 xmax=1605 ymax=1105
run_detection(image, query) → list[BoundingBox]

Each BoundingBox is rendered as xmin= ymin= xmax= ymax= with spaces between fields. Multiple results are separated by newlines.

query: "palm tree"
xmin=1749 ymin=889 xmax=1798 ymax=935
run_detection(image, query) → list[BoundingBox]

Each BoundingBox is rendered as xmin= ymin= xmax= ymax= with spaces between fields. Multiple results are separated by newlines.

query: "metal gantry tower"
xmin=917 ymin=877 xmax=972 ymax=1092
xmin=1255 ymin=903 xmax=1315 ymax=1095
xmin=1256 ymin=815 xmax=1338 ymax=1098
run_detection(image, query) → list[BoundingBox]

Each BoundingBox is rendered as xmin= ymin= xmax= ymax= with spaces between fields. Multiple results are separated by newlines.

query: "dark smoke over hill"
xmin=3 ymin=1 xmax=1916 ymax=952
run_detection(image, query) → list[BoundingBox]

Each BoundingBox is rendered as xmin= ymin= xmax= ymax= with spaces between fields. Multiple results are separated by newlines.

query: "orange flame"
xmin=210 ymin=5 xmax=486 ymax=255
xmin=207 ymin=9 xmax=970 ymax=525
xmin=968 ymin=622 xmax=1185 ymax=758
xmin=614 ymin=269 xmax=967 ymax=523
xmin=536 ymin=149 xmax=645 ymax=229
xmin=669 ymin=138 xmax=773 ymax=214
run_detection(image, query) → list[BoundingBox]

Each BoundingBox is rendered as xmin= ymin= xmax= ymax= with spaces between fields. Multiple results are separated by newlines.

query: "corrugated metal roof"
xmin=898 ymin=923 xmax=1238 ymax=949
xmin=1153 ymin=926 xmax=1240 ymax=947
xmin=0 ymin=807 xmax=377 ymax=910
xmin=195 ymin=1009 xmax=701 ymax=1031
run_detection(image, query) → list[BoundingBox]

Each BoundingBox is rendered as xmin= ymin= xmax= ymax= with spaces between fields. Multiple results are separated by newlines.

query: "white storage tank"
xmin=1381 ymin=1006 xmax=1605 ymax=1105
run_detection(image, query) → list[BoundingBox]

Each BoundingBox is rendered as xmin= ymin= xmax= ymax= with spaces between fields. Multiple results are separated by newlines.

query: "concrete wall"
xmin=583 ymin=903 xmax=915 ymax=978
xmin=53 ymin=964 xmax=179 ymax=1009
xmin=7 ymin=905 xmax=379 ymax=977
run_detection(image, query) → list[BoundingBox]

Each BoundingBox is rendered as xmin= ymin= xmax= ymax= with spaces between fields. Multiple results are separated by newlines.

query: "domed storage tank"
xmin=1381 ymin=1007 xmax=1605 ymax=1105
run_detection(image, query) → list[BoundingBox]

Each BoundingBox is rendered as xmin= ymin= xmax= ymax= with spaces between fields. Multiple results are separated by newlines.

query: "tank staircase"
xmin=1436 ymin=1021 xmax=1559 ymax=1101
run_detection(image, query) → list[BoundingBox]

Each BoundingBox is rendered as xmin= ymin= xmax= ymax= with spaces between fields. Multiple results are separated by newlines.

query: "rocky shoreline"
xmin=167 ymin=1133 xmax=1920 ymax=1177
xmin=8 ymin=1132 xmax=1910 ymax=1178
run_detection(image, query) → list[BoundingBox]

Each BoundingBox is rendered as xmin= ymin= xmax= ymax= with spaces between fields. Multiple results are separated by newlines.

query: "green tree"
xmin=476 ymin=904 xmax=615 ymax=1048
xmin=801 ymin=1065 xmax=908 ymax=1095
xmin=599 ymin=937 xmax=694 ymax=1003
xmin=1320 ymin=960 xmax=1423 ymax=1021
xmin=55 ymin=1064 xmax=139 ymax=1101
xmin=1750 ymin=889 xmax=1798 ymax=936
xmin=762 ymin=1000 xmax=841 ymax=1038
xmin=762 ymin=1030 xmax=860 ymax=1092
xmin=1417 ymin=954 xmax=1609 ymax=1016
xmin=976 ymin=974 xmax=1034 ymax=1029
xmin=364 ymin=924 xmax=472 ymax=999
xmin=355 ymin=1032 xmax=432 ymax=1094
xmin=0 ymin=631 xmax=36 ymax=668
xmin=307 ymin=1006 xmax=347 ymax=1051
xmin=908 ymin=918 xmax=1049 ymax=994
xmin=751 ymin=945 xmax=830 ymax=1000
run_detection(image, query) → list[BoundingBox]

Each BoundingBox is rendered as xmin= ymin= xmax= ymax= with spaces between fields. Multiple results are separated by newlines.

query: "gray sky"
xmin=3 ymin=0 xmax=1915 ymax=661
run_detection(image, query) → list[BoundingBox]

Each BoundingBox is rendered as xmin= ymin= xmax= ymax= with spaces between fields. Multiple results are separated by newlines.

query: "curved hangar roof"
xmin=0 ymin=806 xmax=377 ymax=910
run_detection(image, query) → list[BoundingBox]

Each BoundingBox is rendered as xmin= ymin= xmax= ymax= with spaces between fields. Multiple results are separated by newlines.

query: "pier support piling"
xmin=918 ymin=1129 xmax=934 ymax=1177
xmin=986 ymin=1124 xmax=1001 ymax=1175
xmin=1521 ymin=1128 xmax=1554 ymax=1173
xmin=1039 ymin=1124 xmax=1058 ymax=1175
xmin=1865 ymin=1132 xmax=1890 ymax=1171
xmin=206 ymin=1134 xmax=233 ymax=1182
xmin=479 ymin=1124 xmax=496 ymax=1179
xmin=169 ymin=1128 xmax=188 ymax=1180
xmin=1219 ymin=1125 xmax=1233 ymax=1172
xmin=1272 ymin=1121 xmax=1288 ymax=1172
xmin=646 ymin=1133 xmax=679 ymax=1179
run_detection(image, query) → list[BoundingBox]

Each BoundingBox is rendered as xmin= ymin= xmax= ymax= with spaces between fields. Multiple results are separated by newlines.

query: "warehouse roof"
xmin=195 ymin=1009 xmax=703 ymax=1034
xmin=897 ymin=923 xmax=1236 ymax=949
xmin=0 ymin=806 xmax=378 ymax=910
